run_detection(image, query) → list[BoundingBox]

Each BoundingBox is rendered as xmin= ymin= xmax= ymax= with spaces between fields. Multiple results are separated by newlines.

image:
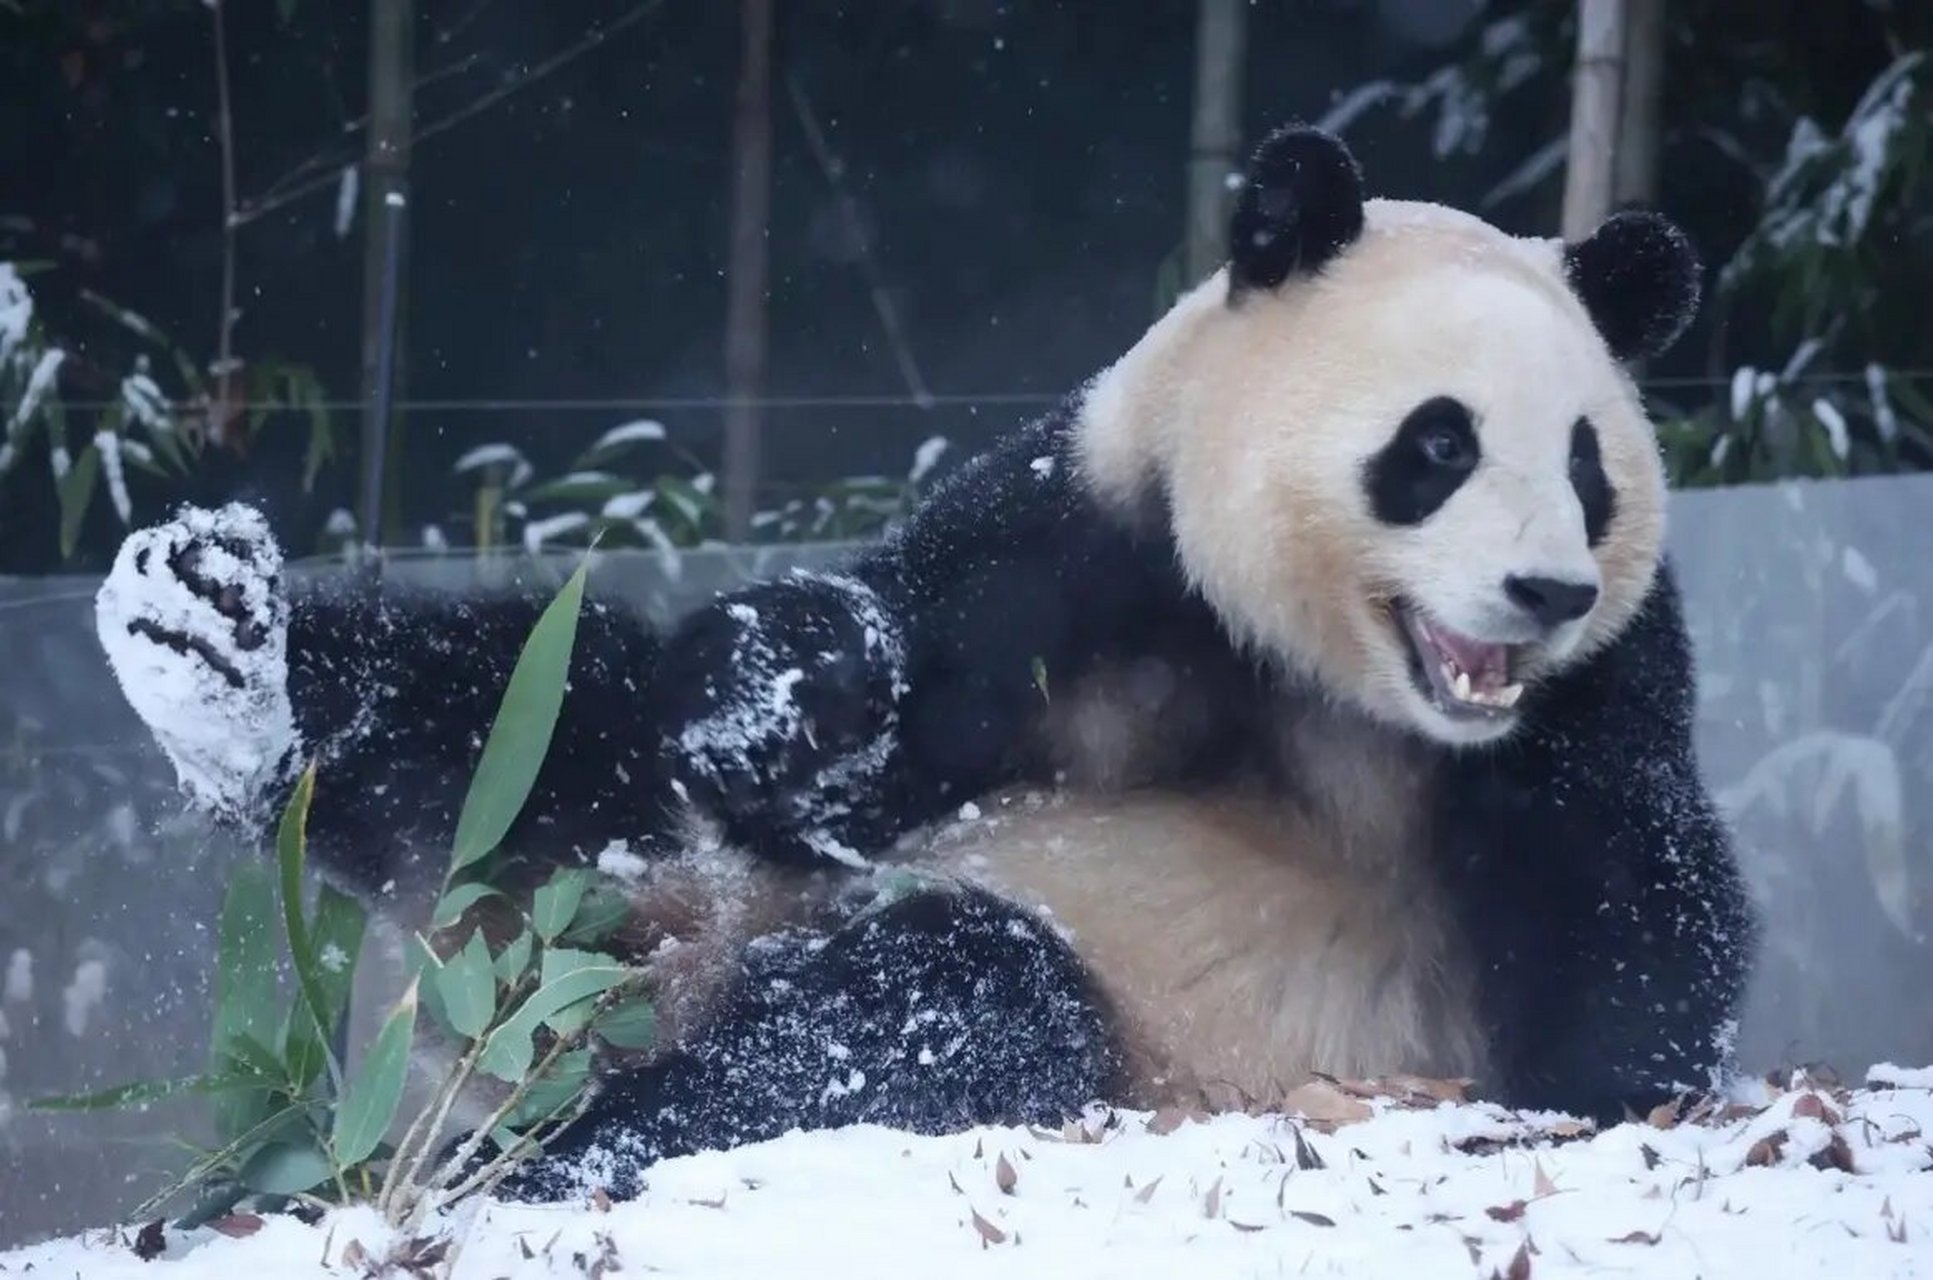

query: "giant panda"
xmin=92 ymin=124 xmax=1754 ymax=1202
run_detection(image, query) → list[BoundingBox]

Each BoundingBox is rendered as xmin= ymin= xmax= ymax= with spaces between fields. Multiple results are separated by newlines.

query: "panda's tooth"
xmin=1452 ymin=670 xmax=1473 ymax=702
xmin=1498 ymin=682 xmax=1524 ymax=707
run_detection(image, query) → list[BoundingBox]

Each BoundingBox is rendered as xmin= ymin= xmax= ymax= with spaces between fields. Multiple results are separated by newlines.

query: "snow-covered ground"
xmin=6 ymin=1067 xmax=1933 ymax=1279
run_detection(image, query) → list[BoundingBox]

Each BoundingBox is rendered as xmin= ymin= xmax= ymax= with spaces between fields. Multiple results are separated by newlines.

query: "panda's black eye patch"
xmin=1570 ymin=416 xmax=1616 ymax=546
xmin=1364 ymin=396 xmax=1481 ymax=526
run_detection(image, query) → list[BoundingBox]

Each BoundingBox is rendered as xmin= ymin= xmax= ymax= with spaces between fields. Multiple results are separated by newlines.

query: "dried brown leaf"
xmin=1639 ymin=1143 xmax=1661 ymax=1171
xmin=1745 ymin=1130 xmax=1789 ymax=1168
xmin=518 ymin=1237 xmax=535 ymax=1261
xmin=1809 ymin=1133 xmax=1856 ymax=1174
xmin=207 ymin=1214 xmax=263 ymax=1239
xmin=1203 ymin=1175 xmax=1224 ymax=1219
xmin=1486 ymin=1200 xmax=1528 ymax=1223
xmin=948 ymin=1170 xmax=965 ymax=1196
xmin=132 ymin=1220 xmax=166 ymax=1262
xmin=590 ymin=1186 xmax=612 ymax=1213
xmin=1135 ymin=1176 xmax=1164 ymax=1205
xmin=995 ymin=1152 xmax=1018 ymax=1196
xmin=1532 ymin=1159 xmax=1557 ymax=1198
xmin=341 ymin=1239 xmax=372 ymax=1273
xmin=1503 ymin=1240 xmax=1533 ymax=1280
xmin=1280 ymin=1079 xmax=1374 ymax=1127
xmin=1791 ymin=1093 xmax=1841 ymax=1126
xmin=1229 ymin=1220 xmax=1267 ymax=1233
xmin=1609 ymin=1229 xmax=1661 ymax=1246
xmin=970 ymin=1207 xmax=1007 ymax=1247
xmin=1887 ymin=1217 xmax=1909 ymax=1244
xmin=1146 ymin=1107 xmax=1194 ymax=1136
xmin=1647 ymin=1097 xmax=1682 ymax=1130
xmin=1288 ymin=1210 xmax=1336 ymax=1228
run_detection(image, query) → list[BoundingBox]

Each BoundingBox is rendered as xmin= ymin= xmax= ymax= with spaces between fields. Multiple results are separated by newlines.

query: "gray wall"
xmin=3 ymin=476 xmax=1930 ymax=1245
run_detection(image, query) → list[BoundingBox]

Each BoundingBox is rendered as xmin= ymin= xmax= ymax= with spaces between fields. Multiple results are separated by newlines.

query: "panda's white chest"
xmin=920 ymin=705 xmax=1489 ymax=1105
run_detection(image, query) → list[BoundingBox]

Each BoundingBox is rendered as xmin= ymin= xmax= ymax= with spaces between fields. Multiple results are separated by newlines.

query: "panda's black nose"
xmin=1504 ymin=575 xmax=1599 ymax=628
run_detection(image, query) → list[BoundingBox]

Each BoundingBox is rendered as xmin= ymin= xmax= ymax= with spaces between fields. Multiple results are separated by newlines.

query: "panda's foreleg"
xmin=1442 ymin=570 xmax=1754 ymax=1121
xmin=491 ymin=884 xmax=1122 ymax=1202
xmin=281 ymin=584 xmax=669 ymax=895
xmin=95 ymin=503 xmax=670 ymax=895
xmin=651 ymin=567 xmax=924 ymax=868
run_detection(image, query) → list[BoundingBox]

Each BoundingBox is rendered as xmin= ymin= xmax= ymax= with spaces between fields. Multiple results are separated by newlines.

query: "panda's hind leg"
xmin=496 ymin=884 xmax=1122 ymax=1202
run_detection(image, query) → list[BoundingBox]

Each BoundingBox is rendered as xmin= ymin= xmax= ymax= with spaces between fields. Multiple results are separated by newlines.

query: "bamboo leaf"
xmin=505 ymin=1048 xmax=593 ymax=1128
xmin=236 ymin=1137 xmax=334 ymax=1197
xmin=476 ymin=958 xmax=630 ymax=1082
xmin=209 ymin=863 xmax=281 ymax=1140
xmin=275 ymin=764 xmax=343 ymax=1094
xmin=57 ymin=440 xmax=100 ymax=560
xmin=560 ymin=884 xmax=631 ymax=946
xmin=595 ymin=997 xmax=657 ymax=1051
xmin=431 ymin=881 xmax=502 ymax=930
xmin=494 ymin=928 xmax=534 ymax=987
xmin=449 ymin=554 xmax=593 ymax=871
xmin=434 ymin=930 xmax=497 ymax=1041
xmin=29 ymin=1071 xmax=277 ymax=1114
xmin=531 ymin=868 xmax=592 ymax=942
xmin=330 ymin=979 xmax=417 ymax=1169
xmin=283 ymin=885 xmax=365 ymax=1091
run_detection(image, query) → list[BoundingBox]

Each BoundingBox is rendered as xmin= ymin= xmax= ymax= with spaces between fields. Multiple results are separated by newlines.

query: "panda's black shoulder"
xmin=872 ymin=393 xmax=1188 ymax=619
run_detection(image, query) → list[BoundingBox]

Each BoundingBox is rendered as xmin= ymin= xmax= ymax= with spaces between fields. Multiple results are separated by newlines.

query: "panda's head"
xmin=1079 ymin=124 xmax=1701 ymax=747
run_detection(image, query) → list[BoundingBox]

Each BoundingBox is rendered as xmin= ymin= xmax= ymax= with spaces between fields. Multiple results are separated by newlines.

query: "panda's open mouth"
xmin=1392 ymin=602 xmax=1526 ymax=719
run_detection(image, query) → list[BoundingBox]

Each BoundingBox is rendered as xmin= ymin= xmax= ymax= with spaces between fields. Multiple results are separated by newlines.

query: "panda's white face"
xmin=1079 ymin=198 xmax=1669 ymax=748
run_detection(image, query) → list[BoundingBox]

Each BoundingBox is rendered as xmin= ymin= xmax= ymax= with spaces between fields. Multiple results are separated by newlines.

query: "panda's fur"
xmin=92 ymin=125 xmax=1753 ymax=1202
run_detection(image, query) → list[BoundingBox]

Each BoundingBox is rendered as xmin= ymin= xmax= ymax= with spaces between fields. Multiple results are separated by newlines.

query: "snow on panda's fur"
xmin=93 ymin=125 xmax=1752 ymax=1202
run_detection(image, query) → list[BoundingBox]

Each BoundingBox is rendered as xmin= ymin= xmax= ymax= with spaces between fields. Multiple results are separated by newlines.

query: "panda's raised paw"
xmin=94 ymin=503 xmax=299 ymax=819
xmin=655 ymin=572 xmax=907 ymax=865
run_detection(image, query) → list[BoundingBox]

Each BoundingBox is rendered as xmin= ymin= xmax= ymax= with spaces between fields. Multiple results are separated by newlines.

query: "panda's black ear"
xmin=1226 ymin=124 xmax=1366 ymax=298
xmin=1562 ymin=210 xmax=1703 ymax=362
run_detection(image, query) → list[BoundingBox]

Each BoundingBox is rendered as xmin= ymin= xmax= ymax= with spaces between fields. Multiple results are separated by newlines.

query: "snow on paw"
xmin=93 ymin=503 xmax=298 ymax=820
xmin=660 ymin=572 xmax=905 ymax=867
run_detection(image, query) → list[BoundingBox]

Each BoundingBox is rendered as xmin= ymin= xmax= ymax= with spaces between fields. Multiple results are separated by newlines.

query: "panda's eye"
xmin=1420 ymin=425 xmax=1474 ymax=469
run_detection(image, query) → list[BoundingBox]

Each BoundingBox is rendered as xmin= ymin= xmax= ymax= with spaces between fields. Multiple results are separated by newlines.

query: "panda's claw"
xmin=95 ymin=503 xmax=300 ymax=821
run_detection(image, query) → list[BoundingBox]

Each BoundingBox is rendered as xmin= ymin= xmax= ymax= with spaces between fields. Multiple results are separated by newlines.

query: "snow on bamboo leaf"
xmin=450 ymin=553 xmax=594 ymax=872
xmin=332 ymin=978 xmax=419 ymax=1169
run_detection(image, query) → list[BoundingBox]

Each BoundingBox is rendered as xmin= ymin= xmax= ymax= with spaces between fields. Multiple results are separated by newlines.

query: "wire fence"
xmin=42 ymin=369 xmax=1933 ymax=417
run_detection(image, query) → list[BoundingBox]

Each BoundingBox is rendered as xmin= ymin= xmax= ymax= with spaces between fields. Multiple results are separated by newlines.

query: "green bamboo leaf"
xmin=434 ymin=930 xmax=497 ymax=1041
xmin=431 ymin=881 xmax=502 ymax=930
xmin=236 ymin=1137 xmax=334 ymax=1197
xmin=209 ymin=863 xmax=281 ymax=1140
xmin=283 ymin=885 xmax=366 ymax=1091
xmin=476 ymin=958 xmax=630 ymax=1082
xmin=494 ymin=928 xmax=534 ymax=987
xmin=406 ymin=934 xmax=457 ymax=1037
xmin=57 ymin=441 xmax=100 ymax=560
xmin=331 ymin=979 xmax=418 ymax=1169
xmin=537 ymin=947 xmax=628 ymax=1039
xmin=450 ymin=554 xmax=593 ymax=872
xmin=595 ymin=997 xmax=657 ymax=1051
xmin=505 ymin=1048 xmax=593 ymax=1128
xmin=275 ymin=763 xmax=344 ymax=1094
xmin=531 ymin=868 xmax=592 ymax=942
xmin=28 ymin=1070 xmax=276 ymax=1114
xmin=560 ymin=884 xmax=631 ymax=947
